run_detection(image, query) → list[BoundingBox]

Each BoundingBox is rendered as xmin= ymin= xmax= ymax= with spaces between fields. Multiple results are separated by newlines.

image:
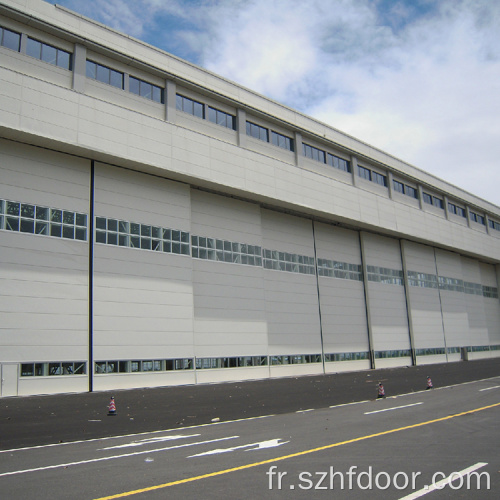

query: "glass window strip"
xmin=21 ymin=361 xmax=86 ymax=377
xmin=470 ymin=212 xmax=485 ymax=225
xmin=0 ymin=26 xmax=21 ymax=51
xmin=95 ymin=358 xmax=194 ymax=373
xmin=415 ymin=347 xmax=446 ymax=356
xmin=303 ymin=143 xmax=326 ymax=163
xmin=326 ymin=153 xmax=351 ymax=172
xmin=325 ymin=351 xmax=370 ymax=362
xmin=263 ymin=248 xmax=315 ymax=275
xmin=488 ymin=219 xmax=500 ymax=231
xmin=176 ymin=94 xmax=204 ymax=118
xmin=26 ymin=36 xmax=72 ymax=70
xmin=374 ymin=349 xmax=411 ymax=359
xmin=208 ymin=106 xmax=236 ymax=130
xmin=86 ymin=60 xmax=123 ymax=89
xmin=270 ymin=354 xmax=321 ymax=365
xmin=246 ymin=121 xmax=269 ymax=142
xmin=271 ymin=131 xmax=294 ymax=151
xmin=0 ymin=198 xmax=87 ymax=241
xmin=366 ymin=265 xmax=403 ymax=285
xmin=196 ymin=356 xmax=268 ymax=369
xmin=317 ymin=258 xmax=362 ymax=281
xmin=129 ymin=76 xmax=163 ymax=103
xmin=95 ymin=216 xmax=189 ymax=255
xmin=192 ymin=235 xmax=262 ymax=267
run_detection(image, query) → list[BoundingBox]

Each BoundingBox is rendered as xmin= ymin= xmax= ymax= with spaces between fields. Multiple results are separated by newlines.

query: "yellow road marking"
xmin=94 ymin=402 xmax=500 ymax=499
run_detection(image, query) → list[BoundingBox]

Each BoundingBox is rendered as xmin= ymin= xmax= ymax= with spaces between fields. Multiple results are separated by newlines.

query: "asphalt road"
xmin=1 ymin=373 xmax=499 ymax=499
xmin=0 ymin=358 xmax=499 ymax=451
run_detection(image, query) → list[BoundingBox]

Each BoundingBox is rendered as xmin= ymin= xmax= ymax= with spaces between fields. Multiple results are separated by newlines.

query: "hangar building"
xmin=1 ymin=0 xmax=499 ymax=396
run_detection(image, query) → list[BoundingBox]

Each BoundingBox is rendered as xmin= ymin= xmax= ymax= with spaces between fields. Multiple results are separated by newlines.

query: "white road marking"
xmin=0 ymin=414 xmax=275 ymax=454
xmin=329 ymin=400 xmax=370 ymax=409
xmin=296 ymin=409 xmax=315 ymax=413
xmin=187 ymin=438 xmax=289 ymax=457
xmin=398 ymin=462 xmax=488 ymax=499
xmin=0 ymin=436 xmax=239 ymax=477
xmin=479 ymin=385 xmax=500 ymax=391
xmin=364 ymin=402 xmax=423 ymax=415
xmin=99 ymin=434 xmax=200 ymax=450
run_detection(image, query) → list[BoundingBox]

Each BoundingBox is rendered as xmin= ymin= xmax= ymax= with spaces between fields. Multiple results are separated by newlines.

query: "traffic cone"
xmin=377 ymin=382 xmax=385 ymax=398
xmin=107 ymin=396 xmax=117 ymax=416
xmin=426 ymin=376 xmax=433 ymax=390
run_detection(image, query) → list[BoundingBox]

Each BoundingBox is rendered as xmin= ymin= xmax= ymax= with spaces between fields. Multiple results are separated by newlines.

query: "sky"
xmin=52 ymin=0 xmax=500 ymax=207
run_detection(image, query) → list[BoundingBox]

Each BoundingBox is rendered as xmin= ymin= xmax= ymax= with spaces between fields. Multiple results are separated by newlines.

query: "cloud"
xmin=53 ymin=0 xmax=500 ymax=206
xmin=191 ymin=0 xmax=500 ymax=205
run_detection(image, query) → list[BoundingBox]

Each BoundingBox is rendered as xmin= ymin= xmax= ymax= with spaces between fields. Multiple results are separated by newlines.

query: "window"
xmin=129 ymin=76 xmax=163 ymax=103
xmin=326 ymin=153 xmax=350 ymax=172
xmin=367 ymin=265 xmax=403 ymax=285
xmin=263 ymin=249 xmax=315 ymax=275
xmin=271 ymin=131 xmax=294 ymax=151
xmin=303 ymin=143 xmax=325 ymax=163
xmin=26 ymin=37 xmax=72 ymax=70
xmin=208 ymin=106 xmax=236 ymax=130
xmin=317 ymin=259 xmax=363 ymax=281
xmin=21 ymin=362 xmax=86 ymax=377
xmin=393 ymin=180 xmax=404 ymax=194
xmin=489 ymin=219 xmax=500 ymax=231
xmin=448 ymin=202 xmax=466 ymax=217
xmin=392 ymin=180 xmax=418 ymax=199
xmin=325 ymin=352 xmax=370 ymax=362
xmin=86 ymin=60 xmax=123 ymax=88
xmin=438 ymin=276 xmax=464 ymax=292
xmin=375 ymin=350 xmax=411 ymax=359
xmin=246 ymin=121 xmax=269 ymax=142
xmin=195 ymin=356 xmax=268 ymax=369
xmin=0 ymin=26 xmax=21 ymax=51
xmin=0 ymin=199 xmax=87 ymax=241
xmin=423 ymin=192 xmax=443 ymax=209
xmin=433 ymin=196 xmax=444 ymax=209
xmin=358 ymin=165 xmax=371 ymax=181
xmin=407 ymin=271 xmax=438 ymax=288
xmin=470 ymin=212 xmax=485 ymax=225
xmin=95 ymin=358 xmax=194 ymax=373
xmin=405 ymin=186 xmax=418 ymax=199
xmin=372 ymin=171 xmax=387 ymax=187
xmin=270 ymin=354 xmax=321 ymax=365
xmin=176 ymin=94 xmax=204 ymax=118
xmin=95 ymin=216 xmax=190 ymax=255
xmin=415 ymin=348 xmax=446 ymax=356
xmin=192 ymin=235 xmax=262 ymax=266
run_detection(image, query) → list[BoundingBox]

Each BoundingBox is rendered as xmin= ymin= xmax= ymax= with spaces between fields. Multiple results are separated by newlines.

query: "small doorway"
xmin=0 ymin=363 xmax=19 ymax=397
xmin=460 ymin=347 xmax=469 ymax=362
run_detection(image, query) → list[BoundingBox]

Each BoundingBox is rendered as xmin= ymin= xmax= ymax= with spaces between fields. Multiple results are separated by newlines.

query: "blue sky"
xmin=51 ymin=0 xmax=500 ymax=207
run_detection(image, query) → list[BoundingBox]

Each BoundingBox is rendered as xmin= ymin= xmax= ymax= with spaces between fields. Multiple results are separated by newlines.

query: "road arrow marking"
xmin=99 ymin=434 xmax=201 ymax=450
xmin=187 ymin=438 xmax=289 ymax=458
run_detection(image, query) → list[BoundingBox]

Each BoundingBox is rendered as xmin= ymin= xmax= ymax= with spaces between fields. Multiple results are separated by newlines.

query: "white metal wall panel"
xmin=261 ymin=210 xmax=322 ymax=355
xmin=315 ymin=223 xmax=369 ymax=353
xmin=461 ymin=257 xmax=489 ymax=346
xmin=481 ymin=263 xmax=500 ymax=348
xmin=0 ymin=143 xmax=89 ymax=368
xmin=435 ymin=249 xmax=470 ymax=349
xmin=93 ymin=163 xmax=194 ymax=361
xmin=362 ymin=233 xmax=410 ymax=353
xmin=402 ymin=241 xmax=446 ymax=350
xmin=190 ymin=190 xmax=267 ymax=357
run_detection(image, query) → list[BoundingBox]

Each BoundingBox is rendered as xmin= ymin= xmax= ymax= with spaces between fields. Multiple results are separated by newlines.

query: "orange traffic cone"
xmin=426 ymin=376 xmax=433 ymax=390
xmin=377 ymin=382 xmax=385 ymax=398
xmin=107 ymin=396 xmax=117 ymax=416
